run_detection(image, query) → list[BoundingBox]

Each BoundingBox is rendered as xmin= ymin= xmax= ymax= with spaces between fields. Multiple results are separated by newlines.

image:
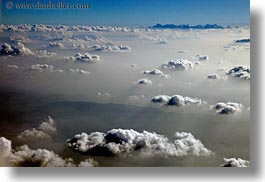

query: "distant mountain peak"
xmin=150 ymin=23 xmax=227 ymax=29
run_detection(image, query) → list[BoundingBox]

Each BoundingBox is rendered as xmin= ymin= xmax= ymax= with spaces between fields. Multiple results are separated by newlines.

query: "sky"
xmin=0 ymin=0 xmax=250 ymax=26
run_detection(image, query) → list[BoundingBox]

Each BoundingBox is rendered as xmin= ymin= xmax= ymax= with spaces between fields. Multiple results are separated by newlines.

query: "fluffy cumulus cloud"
xmin=221 ymin=158 xmax=250 ymax=167
xmin=30 ymin=64 xmax=54 ymax=71
xmin=35 ymin=50 xmax=57 ymax=58
xmin=151 ymin=94 xmax=205 ymax=106
xmin=8 ymin=145 xmax=75 ymax=167
xmin=89 ymin=44 xmax=131 ymax=52
xmin=0 ymin=42 xmax=34 ymax=56
xmin=69 ymin=68 xmax=90 ymax=75
xmin=151 ymin=95 xmax=171 ymax=103
xmin=17 ymin=129 xmax=52 ymax=141
xmin=78 ymin=158 xmax=98 ymax=167
xmin=207 ymin=74 xmax=220 ymax=80
xmin=162 ymin=59 xmax=193 ymax=71
xmin=136 ymin=78 xmax=152 ymax=85
xmin=211 ymin=102 xmax=243 ymax=114
xmin=197 ymin=54 xmax=209 ymax=61
xmin=48 ymin=42 xmax=65 ymax=48
xmin=143 ymin=69 xmax=169 ymax=78
xmin=68 ymin=53 xmax=100 ymax=63
xmin=17 ymin=116 xmax=56 ymax=141
xmin=29 ymin=64 xmax=63 ymax=72
xmin=0 ymin=137 xmax=12 ymax=158
xmin=227 ymin=65 xmax=250 ymax=80
xmin=0 ymin=137 xmax=97 ymax=167
xmin=66 ymin=129 xmax=213 ymax=157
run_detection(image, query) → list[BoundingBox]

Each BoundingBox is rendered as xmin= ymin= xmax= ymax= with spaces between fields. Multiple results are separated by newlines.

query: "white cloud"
xmin=211 ymin=102 xmax=243 ymax=114
xmin=30 ymin=64 xmax=54 ymax=71
xmin=97 ymin=92 xmax=111 ymax=97
xmin=68 ymin=53 xmax=100 ymax=63
xmin=0 ymin=137 xmax=97 ymax=167
xmin=78 ymin=158 xmax=98 ymax=167
xmin=69 ymin=68 xmax=90 ymax=75
xmin=17 ymin=116 xmax=56 ymax=141
xmin=0 ymin=137 xmax=72 ymax=167
xmin=38 ymin=116 xmax=56 ymax=134
xmin=7 ymin=64 xmax=19 ymax=69
xmin=0 ymin=137 xmax=12 ymax=158
xmin=194 ymin=61 xmax=201 ymax=65
xmin=227 ymin=65 xmax=250 ymax=80
xmin=151 ymin=94 xmax=205 ymax=106
xmin=35 ymin=50 xmax=57 ymax=58
xmin=48 ymin=42 xmax=65 ymax=48
xmin=90 ymin=44 xmax=131 ymax=52
xmin=151 ymin=95 xmax=171 ymax=103
xmin=207 ymin=74 xmax=220 ymax=79
xmin=143 ymin=69 xmax=169 ymax=78
xmin=17 ymin=128 xmax=52 ymax=141
xmin=7 ymin=145 xmax=75 ymax=167
xmin=29 ymin=64 xmax=63 ymax=72
xmin=221 ymin=158 xmax=250 ymax=167
xmin=136 ymin=78 xmax=152 ymax=85
xmin=162 ymin=59 xmax=193 ymax=70
xmin=197 ymin=54 xmax=209 ymax=61
xmin=0 ymin=42 xmax=34 ymax=56
xmin=67 ymin=129 xmax=214 ymax=157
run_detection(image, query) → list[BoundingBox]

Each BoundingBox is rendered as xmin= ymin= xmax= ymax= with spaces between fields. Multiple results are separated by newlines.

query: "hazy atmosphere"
xmin=0 ymin=0 xmax=250 ymax=167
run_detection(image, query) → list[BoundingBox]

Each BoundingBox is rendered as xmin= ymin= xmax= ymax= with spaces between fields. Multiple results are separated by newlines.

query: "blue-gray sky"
xmin=0 ymin=0 xmax=250 ymax=26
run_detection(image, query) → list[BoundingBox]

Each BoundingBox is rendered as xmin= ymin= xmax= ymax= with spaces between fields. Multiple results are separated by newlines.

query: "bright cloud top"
xmin=151 ymin=94 xmax=205 ymax=106
xmin=68 ymin=53 xmax=100 ymax=63
xmin=221 ymin=158 xmax=250 ymax=167
xmin=67 ymin=129 xmax=213 ymax=157
xmin=89 ymin=44 xmax=131 ymax=52
xmin=211 ymin=102 xmax=243 ymax=114
xmin=162 ymin=59 xmax=193 ymax=71
xmin=0 ymin=42 xmax=33 ymax=56
xmin=17 ymin=116 xmax=56 ymax=141
xmin=29 ymin=64 xmax=63 ymax=73
xmin=143 ymin=69 xmax=169 ymax=78
xmin=227 ymin=65 xmax=250 ymax=80
xmin=136 ymin=78 xmax=153 ymax=85
xmin=0 ymin=137 xmax=97 ymax=167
